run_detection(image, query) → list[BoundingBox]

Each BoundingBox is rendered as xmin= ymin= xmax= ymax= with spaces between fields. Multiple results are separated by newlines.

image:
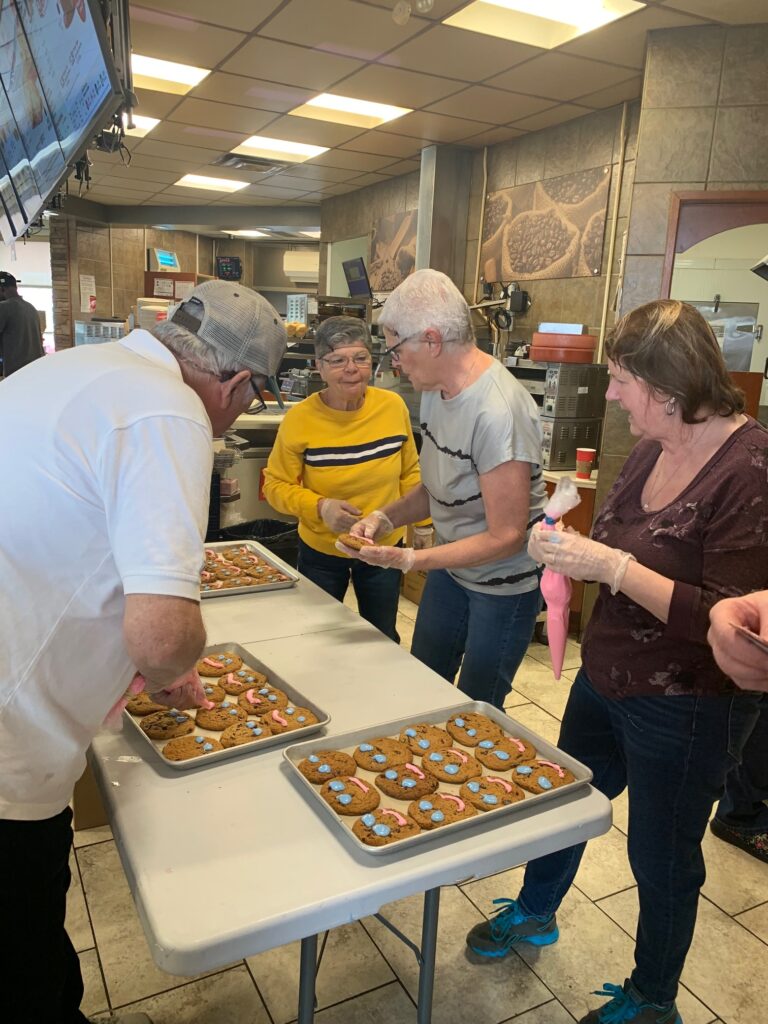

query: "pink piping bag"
xmin=539 ymin=477 xmax=581 ymax=680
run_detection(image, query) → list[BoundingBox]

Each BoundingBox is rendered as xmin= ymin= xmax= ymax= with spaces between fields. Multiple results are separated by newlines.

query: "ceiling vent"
xmin=213 ymin=153 xmax=289 ymax=177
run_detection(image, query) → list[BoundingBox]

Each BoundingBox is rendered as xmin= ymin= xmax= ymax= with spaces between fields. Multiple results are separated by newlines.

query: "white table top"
xmin=90 ymin=581 xmax=611 ymax=976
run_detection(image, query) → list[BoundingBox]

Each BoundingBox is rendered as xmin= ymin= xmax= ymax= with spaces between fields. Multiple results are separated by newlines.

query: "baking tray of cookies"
xmin=123 ymin=642 xmax=330 ymax=770
xmin=200 ymin=541 xmax=299 ymax=598
xmin=283 ymin=701 xmax=592 ymax=856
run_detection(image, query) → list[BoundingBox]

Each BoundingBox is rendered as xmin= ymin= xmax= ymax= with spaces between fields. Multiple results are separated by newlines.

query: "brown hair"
xmin=605 ymin=299 xmax=745 ymax=423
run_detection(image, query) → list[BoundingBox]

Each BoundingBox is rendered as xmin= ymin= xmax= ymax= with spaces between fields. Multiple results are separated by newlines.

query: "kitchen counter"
xmin=543 ymin=468 xmax=597 ymax=490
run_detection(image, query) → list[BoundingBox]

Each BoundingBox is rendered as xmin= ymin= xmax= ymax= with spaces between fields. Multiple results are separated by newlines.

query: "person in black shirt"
xmin=0 ymin=271 xmax=44 ymax=377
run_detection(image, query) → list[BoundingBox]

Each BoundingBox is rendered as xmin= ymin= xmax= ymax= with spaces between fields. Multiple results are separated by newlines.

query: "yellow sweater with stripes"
xmin=263 ymin=388 xmax=422 ymax=556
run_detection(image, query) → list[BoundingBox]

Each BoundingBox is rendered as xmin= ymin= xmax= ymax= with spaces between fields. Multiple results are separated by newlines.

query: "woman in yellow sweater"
xmin=263 ymin=317 xmax=422 ymax=641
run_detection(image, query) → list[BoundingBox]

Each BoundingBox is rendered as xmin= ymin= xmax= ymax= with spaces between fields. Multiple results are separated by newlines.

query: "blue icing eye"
xmin=445 ymin=764 xmax=459 ymax=775
xmin=194 ymin=736 xmax=204 ymax=744
xmin=361 ymin=814 xmax=376 ymax=827
xmin=454 ymin=717 xmax=465 ymax=727
xmin=373 ymin=754 xmax=387 ymax=764
xmin=318 ymin=764 xmax=331 ymax=774
xmin=309 ymin=754 xmax=320 ymax=763
xmin=468 ymin=781 xmax=481 ymax=793
xmin=203 ymin=743 xmax=214 ymax=752
xmin=268 ymin=695 xmax=277 ymax=702
xmin=252 ymin=728 xmax=263 ymax=736
xmin=418 ymin=739 xmax=430 ymax=749
xmin=297 ymin=716 xmax=307 ymax=723
xmin=431 ymin=811 xmax=445 ymax=823
xmin=405 ymin=728 xmax=416 ymax=737
xmin=337 ymin=793 xmax=352 ymax=805
xmin=479 ymin=740 xmax=494 ymax=749
xmin=482 ymin=795 xmax=499 ymax=805
xmin=359 ymin=743 xmax=373 ymax=752
xmin=429 ymin=752 xmax=444 ymax=762
xmin=467 ymin=728 xmax=477 ymax=737
xmin=285 ymin=707 xmax=295 ymax=715
xmin=538 ymin=777 xmax=553 ymax=789
xmin=419 ymin=800 xmax=433 ymax=811
xmin=384 ymin=769 xmax=397 ymax=780
xmin=373 ymin=824 xmax=391 ymax=837
xmin=221 ymin=702 xmax=230 ymax=708
xmin=204 ymin=687 xmax=213 ymax=694
xmin=222 ymin=658 xmax=232 ymax=664
xmin=401 ymin=778 xmax=416 ymax=789
xmin=494 ymin=751 xmax=510 ymax=761
xmin=259 ymin=688 xmax=269 ymax=695
xmin=237 ymin=670 xmax=247 ymax=677
xmin=516 ymin=765 xmax=533 ymax=775
xmin=329 ymin=780 xmax=345 ymax=792
xmin=228 ymin=709 xmax=238 ymax=715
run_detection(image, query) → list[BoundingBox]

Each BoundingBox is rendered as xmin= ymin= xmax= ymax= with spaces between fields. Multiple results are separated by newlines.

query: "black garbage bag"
xmin=217 ymin=518 xmax=299 ymax=568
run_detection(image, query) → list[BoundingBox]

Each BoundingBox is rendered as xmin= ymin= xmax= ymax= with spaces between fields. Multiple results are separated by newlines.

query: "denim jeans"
xmin=0 ymin=806 xmax=89 ymax=1023
xmin=715 ymin=692 xmax=768 ymax=832
xmin=298 ymin=538 xmax=401 ymax=642
xmin=517 ymin=668 xmax=761 ymax=1005
xmin=410 ymin=568 xmax=541 ymax=709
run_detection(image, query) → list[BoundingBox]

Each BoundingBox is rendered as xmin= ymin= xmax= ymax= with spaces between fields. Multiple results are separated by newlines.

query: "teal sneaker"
xmin=579 ymin=980 xmax=682 ymax=1024
xmin=466 ymin=897 xmax=559 ymax=958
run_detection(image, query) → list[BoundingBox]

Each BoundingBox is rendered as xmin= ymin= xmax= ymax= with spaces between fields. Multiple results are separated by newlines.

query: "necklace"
xmin=641 ymin=415 xmax=720 ymax=511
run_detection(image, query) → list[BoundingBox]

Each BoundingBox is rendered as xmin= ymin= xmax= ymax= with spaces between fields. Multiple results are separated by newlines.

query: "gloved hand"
xmin=349 ymin=508 xmax=394 ymax=542
xmin=102 ymin=672 xmax=146 ymax=730
xmin=150 ymin=669 xmax=214 ymax=711
xmin=318 ymin=497 xmax=362 ymax=533
xmin=335 ymin=539 xmax=416 ymax=573
xmin=528 ymin=524 xmax=635 ymax=595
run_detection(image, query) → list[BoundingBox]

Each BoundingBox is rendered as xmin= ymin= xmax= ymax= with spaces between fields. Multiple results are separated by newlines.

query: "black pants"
xmin=0 ymin=806 xmax=89 ymax=1023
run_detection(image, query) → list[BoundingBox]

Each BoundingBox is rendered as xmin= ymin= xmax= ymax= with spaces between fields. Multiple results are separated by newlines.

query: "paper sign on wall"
xmin=152 ymin=276 xmax=174 ymax=297
xmin=79 ymin=274 xmax=96 ymax=312
xmin=174 ymin=280 xmax=194 ymax=301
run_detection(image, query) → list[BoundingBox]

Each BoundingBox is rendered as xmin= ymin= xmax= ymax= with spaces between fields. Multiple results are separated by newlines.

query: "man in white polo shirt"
xmin=0 ymin=281 xmax=285 ymax=1024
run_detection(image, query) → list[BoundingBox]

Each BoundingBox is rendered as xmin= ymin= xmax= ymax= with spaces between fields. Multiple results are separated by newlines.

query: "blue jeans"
xmin=298 ymin=538 xmax=401 ymax=642
xmin=410 ymin=568 xmax=541 ymax=708
xmin=715 ymin=692 xmax=768 ymax=832
xmin=517 ymin=668 xmax=761 ymax=1005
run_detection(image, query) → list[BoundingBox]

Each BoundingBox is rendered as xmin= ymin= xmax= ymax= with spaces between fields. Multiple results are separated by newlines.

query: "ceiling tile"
xmin=276 ymin=164 xmax=356 ymax=183
xmin=510 ymin=103 xmax=592 ymax=132
xmin=332 ymin=64 xmax=465 ymax=109
xmin=457 ymin=125 xmax=526 ymax=147
xmin=654 ymin=0 xmax=767 ymax=23
xmin=147 ymin=122 xmax=247 ymax=152
xmin=132 ymin=89 xmax=182 ymax=120
xmin=261 ymin=0 xmax=424 ymax=60
xmin=379 ymin=24 xmax=543 ymax=81
xmin=560 ymin=6 xmax=708 ymax=68
xmin=169 ymin=98 xmax=276 ymax=135
xmin=380 ymin=158 xmax=421 ymax=175
xmin=222 ymin=38 xmax=363 ymax=90
xmin=129 ymin=8 xmax=244 ymax=67
xmin=308 ymin=149 xmax=404 ymax=171
xmin=383 ymin=110 xmax=495 ymax=143
xmin=127 ymin=152 xmax=206 ymax=173
xmin=131 ymin=139 xmax=225 ymax=164
xmin=265 ymin=173 xmax=334 ymax=191
xmin=352 ymin=0 xmax=469 ymax=20
xmin=577 ymin=76 xmax=644 ymax=109
xmin=256 ymin=115 xmax=364 ymax=147
xmin=426 ymin=86 xmax=552 ymax=124
xmin=488 ymin=54 xmax=639 ymax=102
xmin=341 ymin=130 xmax=422 ymax=158
xmin=347 ymin=171 xmax=392 ymax=187
xmin=190 ymin=73 xmax=315 ymax=113
xmin=130 ymin=0 xmax=283 ymax=32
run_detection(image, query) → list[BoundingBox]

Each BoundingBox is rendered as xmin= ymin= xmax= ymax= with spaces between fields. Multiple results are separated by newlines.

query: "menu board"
xmin=0 ymin=84 xmax=23 ymax=239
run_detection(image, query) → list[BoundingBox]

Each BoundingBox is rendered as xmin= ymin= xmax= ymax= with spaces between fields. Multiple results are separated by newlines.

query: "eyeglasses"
xmin=321 ymin=352 xmax=373 ymax=370
xmin=220 ymin=370 xmax=267 ymax=415
xmin=385 ymin=332 xmax=422 ymax=365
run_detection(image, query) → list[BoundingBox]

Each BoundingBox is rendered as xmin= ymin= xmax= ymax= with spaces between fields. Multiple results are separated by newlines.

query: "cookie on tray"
xmin=422 ymin=748 xmax=482 ymax=784
xmin=125 ymin=691 xmax=167 ymax=716
xmin=199 ymin=683 xmax=226 ymax=705
xmin=197 ymin=652 xmax=243 ymax=677
xmin=376 ymin=761 xmax=438 ymax=799
xmin=201 ymin=581 xmax=225 ymax=593
xmin=398 ymin=723 xmax=453 ymax=756
xmin=352 ymin=808 xmax=420 ymax=847
xmin=298 ymin=750 xmax=356 ymax=784
xmin=445 ymin=712 xmax=504 ymax=747
xmin=215 ymin=566 xmax=243 ymax=582
xmin=353 ymin=737 xmax=410 ymax=771
xmin=512 ymin=759 xmax=576 ymax=794
xmin=220 ymin=545 xmax=249 ymax=561
xmin=475 ymin=735 xmax=536 ymax=770
xmin=238 ymin=685 xmax=289 ymax=715
xmin=220 ymin=720 xmax=272 ymax=748
xmin=195 ymin=701 xmax=247 ymax=730
xmin=220 ymin=668 xmax=268 ymax=696
xmin=320 ymin=776 xmax=380 ymax=816
xmin=460 ymin=776 xmax=526 ymax=811
xmin=264 ymin=705 xmax=318 ymax=733
xmin=408 ymin=793 xmax=477 ymax=830
xmin=162 ymin=735 xmax=223 ymax=761
xmin=140 ymin=710 xmax=194 ymax=741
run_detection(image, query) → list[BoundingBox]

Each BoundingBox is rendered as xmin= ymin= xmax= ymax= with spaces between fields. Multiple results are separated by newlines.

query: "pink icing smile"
xmin=510 ymin=737 xmax=526 ymax=753
xmin=382 ymin=808 xmax=408 ymax=825
xmin=201 ymin=571 xmax=214 ymax=581
xmin=271 ymin=710 xmax=288 ymax=726
xmin=405 ymin=762 xmax=425 ymax=779
xmin=202 ymin=657 xmax=224 ymax=668
xmin=348 ymin=777 xmax=370 ymax=793
xmin=448 ymin=748 xmax=468 ymax=764
xmin=538 ymin=760 xmax=565 ymax=777
xmin=442 ymin=795 xmax=465 ymax=811
xmin=244 ymin=688 xmax=261 ymax=705
xmin=487 ymin=776 xmax=513 ymax=792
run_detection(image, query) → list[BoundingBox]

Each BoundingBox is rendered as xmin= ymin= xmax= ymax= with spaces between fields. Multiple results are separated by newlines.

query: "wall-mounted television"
xmin=0 ymin=0 xmax=123 ymax=241
xmin=148 ymin=247 xmax=181 ymax=272
xmin=342 ymin=256 xmax=373 ymax=300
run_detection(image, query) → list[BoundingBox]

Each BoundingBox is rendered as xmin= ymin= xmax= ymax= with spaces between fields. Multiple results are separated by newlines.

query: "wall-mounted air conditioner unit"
xmin=283 ymin=250 xmax=319 ymax=285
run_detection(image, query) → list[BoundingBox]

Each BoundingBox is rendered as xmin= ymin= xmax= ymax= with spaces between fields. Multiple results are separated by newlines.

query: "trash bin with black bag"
xmin=216 ymin=517 xmax=299 ymax=569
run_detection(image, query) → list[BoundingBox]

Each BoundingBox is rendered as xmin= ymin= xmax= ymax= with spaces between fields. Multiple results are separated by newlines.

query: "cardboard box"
xmin=72 ymin=757 xmax=108 ymax=831
xmin=402 ymin=569 xmax=428 ymax=605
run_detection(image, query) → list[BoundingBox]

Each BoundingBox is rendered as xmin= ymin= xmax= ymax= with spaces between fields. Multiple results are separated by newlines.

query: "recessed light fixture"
xmin=122 ymin=113 xmax=160 ymax=138
xmin=232 ymin=135 xmax=328 ymax=164
xmin=444 ymin=0 xmax=645 ymax=49
xmin=228 ymin=230 xmax=270 ymax=238
xmin=301 ymin=230 xmax=321 ymax=238
xmin=174 ymin=174 xmax=249 ymax=193
xmin=288 ymin=94 xmax=411 ymax=130
xmin=131 ymin=53 xmax=210 ymax=95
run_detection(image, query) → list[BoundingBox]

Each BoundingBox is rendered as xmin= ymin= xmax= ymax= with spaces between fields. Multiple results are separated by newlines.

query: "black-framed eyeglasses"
xmin=220 ymin=370 xmax=267 ymax=415
xmin=385 ymin=331 xmax=422 ymax=365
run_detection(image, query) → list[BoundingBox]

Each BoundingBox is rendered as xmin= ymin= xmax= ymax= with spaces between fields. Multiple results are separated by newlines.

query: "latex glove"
xmin=318 ymin=497 xmax=362 ymax=533
xmin=349 ymin=509 xmax=394 ymax=542
xmin=336 ymin=540 xmax=416 ymax=573
xmin=528 ymin=524 xmax=635 ymax=595
xmin=102 ymin=672 xmax=146 ymax=730
xmin=149 ymin=669 xmax=214 ymax=711
xmin=708 ymin=594 xmax=768 ymax=692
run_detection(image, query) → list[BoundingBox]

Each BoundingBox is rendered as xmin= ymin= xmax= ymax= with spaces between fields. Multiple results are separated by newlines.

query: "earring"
xmin=665 ymin=397 xmax=676 ymax=416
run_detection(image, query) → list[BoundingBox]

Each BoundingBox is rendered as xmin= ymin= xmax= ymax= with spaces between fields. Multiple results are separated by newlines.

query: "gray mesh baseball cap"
xmin=169 ymin=280 xmax=286 ymax=376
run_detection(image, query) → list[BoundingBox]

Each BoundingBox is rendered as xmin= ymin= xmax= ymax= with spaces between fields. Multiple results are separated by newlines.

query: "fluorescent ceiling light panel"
xmin=301 ymin=230 xmax=321 ymax=238
xmin=123 ymin=113 xmax=160 ymax=138
xmin=175 ymin=174 xmax=249 ymax=192
xmin=232 ymin=135 xmax=328 ymax=164
xmin=288 ymin=93 xmax=411 ymax=129
xmin=131 ymin=53 xmax=210 ymax=95
xmin=228 ymin=229 xmax=270 ymax=238
xmin=444 ymin=0 xmax=645 ymax=49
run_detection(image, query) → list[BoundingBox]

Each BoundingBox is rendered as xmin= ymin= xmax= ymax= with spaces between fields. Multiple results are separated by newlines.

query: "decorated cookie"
xmin=215 ymin=565 xmax=242 ymax=582
xmin=195 ymin=701 xmax=247 ymax=730
xmin=220 ymin=720 xmax=272 ymax=748
xmin=162 ymin=735 xmax=223 ymax=761
xmin=140 ymin=709 xmax=194 ymax=741
xmin=512 ymin=759 xmax=576 ymax=794
xmin=320 ymin=775 xmax=380 ymax=816
xmin=125 ymin=691 xmax=167 ymax=716
xmin=197 ymin=652 xmax=243 ymax=677
xmin=264 ymin=705 xmax=318 ymax=734
xmin=407 ymin=793 xmax=477 ymax=830
xmin=475 ymin=735 xmax=537 ymax=770
xmin=220 ymin=545 xmax=250 ymax=561
xmin=298 ymin=749 xmax=356 ymax=784
xmin=460 ymin=775 xmax=526 ymax=811
xmin=353 ymin=737 xmax=410 ymax=771
xmin=201 ymin=581 xmax=225 ymax=593
xmin=422 ymin=747 xmax=483 ymax=784
xmin=398 ymin=723 xmax=453 ymax=756
xmin=376 ymin=761 xmax=438 ymax=799
xmin=238 ymin=685 xmax=289 ymax=715
xmin=220 ymin=668 xmax=267 ymax=696
xmin=199 ymin=683 xmax=226 ymax=705
xmin=445 ymin=712 xmax=504 ymax=747
xmin=352 ymin=808 xmax=421 ymax=847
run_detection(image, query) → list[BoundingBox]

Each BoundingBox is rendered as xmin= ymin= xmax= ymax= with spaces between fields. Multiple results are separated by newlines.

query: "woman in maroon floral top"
xmin=466 ymin=300 xmax=766 ymax=1024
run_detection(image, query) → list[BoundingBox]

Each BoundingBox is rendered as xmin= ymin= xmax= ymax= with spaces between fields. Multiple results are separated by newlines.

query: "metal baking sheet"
xmin=124 ymin=641 xmax=330 ymax=771
xmin=201 ymin=541 xmax=299 ymax=599
xmin=284 ymin=701 xmax=592 ymax=856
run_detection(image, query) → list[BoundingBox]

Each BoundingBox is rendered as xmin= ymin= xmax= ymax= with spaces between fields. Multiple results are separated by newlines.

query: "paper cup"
xmin=575 ymin=447 xmax=596 ymax=479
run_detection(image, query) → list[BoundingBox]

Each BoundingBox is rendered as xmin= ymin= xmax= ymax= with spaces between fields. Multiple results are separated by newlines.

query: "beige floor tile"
xmin=77 ymin=841 xmax=217 ymax=1006
xmin=398 ymin=594 xmax=419 ymax=621
xmin=611 ymin=789 xmax=629 ymax=834
xmin=73 ymin=823 xmax=113 ymax=848
xmin=500 ymin=999 xmax=576 ymax=1024
xmin=574 ymin=826 xmax=634 ymax=902
xmin=396 ymin=611 xmax=415 ymax=651
xmin=504 ymin=691 xmax=532 ymax=710
xmin=736 ymin=900 xmax=768 ymax=945
xmin=246 ymin=922 xmax=394 ymax=1024
xmin=80 ymin=947 xmax=109 ymax=1018
xmin=461 ymin=865 xmax=527 ymax=912
xmin=701 ymin=825 xmax=768 ymax=916
xmin=67 ymin=850 xmax=95 ymax=953
xmin=313 ymin=981 xmax=416 ymax=1022
xmin=514 ymin=657 xmax=574 ymax=720
xmin=526 ymin=639 xmax=582 ymax=674
xmin=364 ymin=886 xmax=551 ymax=1023
xmin=503 ymin=703 xmax=563 ymax=746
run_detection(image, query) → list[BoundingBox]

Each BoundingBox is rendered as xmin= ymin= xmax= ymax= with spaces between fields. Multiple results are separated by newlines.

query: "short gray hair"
xmin=378 ymin=269 xmax=474 ymax=346
xmin=314 ymin=316 xmax=372 ymax=361
xmin=151 ymin=319 xmax=243 ymax=376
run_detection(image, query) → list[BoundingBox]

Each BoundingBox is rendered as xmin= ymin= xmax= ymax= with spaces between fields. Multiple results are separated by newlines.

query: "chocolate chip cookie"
xmin=125 ymin=692 xmax=167 ymax=716
xmin=353 ymin=737 xmax=410 ymax=771
xmin=220 ymin=720 xmax=272 ymax=748
xmin=376 ymin=761 xmax=438 ymax=799
xmin=422 ymin=748 xmax=482 ymax=784
xmin=263 ymin=705 xmax=318 ymax=733
xmin=220 ymin=668 xmax=267 ymax=696
xmin=238 ymin=685 xmax=289 ymax=716
xmin=445 ymin=712 xmax=503 ymax=747
xmin=195 ymin=701 xmax=247 ymax=730
xmin=298 ymin=749 xmax=356 ymax=784
xmin=162 ymin=735 xmax=223 ymax=761
xmin=398 ymin=723 xmax=453 ymax=756
xmin=352 ymin=808 xmax=420 ymax=847
xmin=475 ymin=735 xmax=536 ymax=770
xmin=199 ymin=683 xmax=226 ymax=705
xmin=197 ymin=652 xmax=243 ymax=677
xmin=408 ymin=793 xmax=477 ymax=829
xmin=512 ymin=759 xmax=575 ymax=794
xmin=320 ymin=776 xmax=380 ymax=816
xmin=460 ymin=776 xmax=526 ymax=811
xmin=140 ymin=710 xmax=194 ymax=740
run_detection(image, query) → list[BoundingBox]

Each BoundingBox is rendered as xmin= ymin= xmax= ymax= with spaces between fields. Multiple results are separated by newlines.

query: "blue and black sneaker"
xmin=466 ymin=897 xmax=559 ymax=959
xmin=578 ymin=980 xmax=682 ymax=1024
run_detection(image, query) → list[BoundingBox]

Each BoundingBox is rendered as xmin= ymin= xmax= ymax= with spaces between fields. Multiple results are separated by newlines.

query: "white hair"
xmin=151 ymin=319 xmax=243 ymax=376
xmin=378 ymin=268 xmax=474 ymax=345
